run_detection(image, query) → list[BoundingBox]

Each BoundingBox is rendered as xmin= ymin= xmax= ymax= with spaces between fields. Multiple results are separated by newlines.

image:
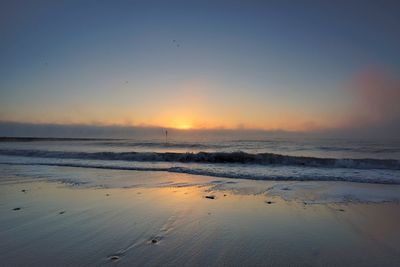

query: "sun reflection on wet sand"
xmin=1 ymin=176 xmax=400 ymax=266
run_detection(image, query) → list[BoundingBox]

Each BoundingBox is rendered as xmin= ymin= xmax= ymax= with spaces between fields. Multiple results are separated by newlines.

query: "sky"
xmin=1 ymin=0 xmax=400 ymax=137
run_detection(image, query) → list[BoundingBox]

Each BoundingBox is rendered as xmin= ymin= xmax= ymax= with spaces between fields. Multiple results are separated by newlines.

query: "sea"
xmin=1 ymin=136 xmax=400 ymax=184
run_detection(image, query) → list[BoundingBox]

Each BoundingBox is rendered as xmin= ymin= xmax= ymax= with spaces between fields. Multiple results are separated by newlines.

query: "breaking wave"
xmin=0 ymin=149 xmax=399 ymax=170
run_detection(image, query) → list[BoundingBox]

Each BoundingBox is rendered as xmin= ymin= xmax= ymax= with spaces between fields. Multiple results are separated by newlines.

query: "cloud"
xmin=351 ymin=68 xmax=400 ymax=123
xmin=330 ymin=67 xmax=400 ymax=138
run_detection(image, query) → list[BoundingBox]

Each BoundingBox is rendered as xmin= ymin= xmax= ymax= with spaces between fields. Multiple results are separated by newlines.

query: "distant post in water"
xmin=165 ymin=130 xmax=168 ymax=144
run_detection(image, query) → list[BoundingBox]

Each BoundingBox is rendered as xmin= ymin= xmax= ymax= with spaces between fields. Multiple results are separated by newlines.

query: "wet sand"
xmin=1 ymin=167 xmax=400 ymax=266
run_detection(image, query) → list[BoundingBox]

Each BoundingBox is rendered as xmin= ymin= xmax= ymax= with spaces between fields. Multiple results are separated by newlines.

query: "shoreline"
xmin=1 ymin=166 xmax=400 ymax=266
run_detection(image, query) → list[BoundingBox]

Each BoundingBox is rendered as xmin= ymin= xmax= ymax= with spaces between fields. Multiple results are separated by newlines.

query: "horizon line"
xmin=0 ymin=120 xmax=311 ymax=133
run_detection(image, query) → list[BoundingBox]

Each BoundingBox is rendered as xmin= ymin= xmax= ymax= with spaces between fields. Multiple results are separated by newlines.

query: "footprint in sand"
xmin=146 ymin=215 xmax=179 ymax=246
xmin=107 ymin=214 xmax=180 ymax=262
xmin=150 ymin=237 xmax=162 ymax=244
xmin=107 ymin=254 xmax=121 ymax=261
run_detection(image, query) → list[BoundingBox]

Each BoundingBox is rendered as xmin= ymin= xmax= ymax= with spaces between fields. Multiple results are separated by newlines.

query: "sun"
xmin=176 ymin=124 xmax=192 ymax=130
xmin=161 ymin=114 xmax=196 ymax=130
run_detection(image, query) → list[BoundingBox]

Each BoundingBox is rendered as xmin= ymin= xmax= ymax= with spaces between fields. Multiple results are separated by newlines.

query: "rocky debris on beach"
xmin=265 ymin=201 xmax=274 ymax=204
xmin=59 ymin=211 xmax=66 ymax=215
xmin=150 ymin=235 xmax=163 ymax=244
xmin=108 ymin=255 xmax=120 ymax=261
xmin=12 ymin=207 xmax=22 ymax=211
xmin=205 ymin=195 xmax=215 ymax=199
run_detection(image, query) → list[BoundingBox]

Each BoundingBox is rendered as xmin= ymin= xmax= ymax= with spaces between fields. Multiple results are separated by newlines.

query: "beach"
xmin=2 ymin=0 xmax=400 ymax=265
xmin=1 ymin=165 xmax=400 ymax=267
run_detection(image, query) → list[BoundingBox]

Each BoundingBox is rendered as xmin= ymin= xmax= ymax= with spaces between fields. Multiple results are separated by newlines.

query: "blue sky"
xmin=1 ymin=0 xmax=399 ymax=134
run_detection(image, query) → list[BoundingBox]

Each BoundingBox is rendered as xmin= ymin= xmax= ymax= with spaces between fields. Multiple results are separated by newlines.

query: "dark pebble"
xmin=151 ymin=239 xmax=158 ymax=244
xmin=13 ymin=207 xmax=21 ymax=211
xmin=205 ymin=195 xmax=215 ymax=199
xmin=265 ymin=201 xmax=274 ymax=204
xmin=59 ymin=211 xmax=66 ymax=215
xmin=110 ymin=256 xmax=120 ymax=261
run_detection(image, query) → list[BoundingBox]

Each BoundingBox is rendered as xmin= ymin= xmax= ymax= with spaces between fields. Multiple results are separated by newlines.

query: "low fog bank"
xmin=1 ymin=121 xmax=399 ymax=141
xmin=0 ymin=121 xmax=297 ymax=140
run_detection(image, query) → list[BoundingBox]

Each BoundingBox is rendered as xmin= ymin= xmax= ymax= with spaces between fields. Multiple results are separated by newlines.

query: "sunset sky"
xmin=1 ymin=0 xmax=399 ymax=134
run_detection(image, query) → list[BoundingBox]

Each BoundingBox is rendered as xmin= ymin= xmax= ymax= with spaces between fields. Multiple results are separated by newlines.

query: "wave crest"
xmin=0 ymin=149 xmax=399 ymax=170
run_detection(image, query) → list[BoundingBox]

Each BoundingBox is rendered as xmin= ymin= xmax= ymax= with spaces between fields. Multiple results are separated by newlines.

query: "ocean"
xmin=1 ymin=136 xmax=400 ymax=185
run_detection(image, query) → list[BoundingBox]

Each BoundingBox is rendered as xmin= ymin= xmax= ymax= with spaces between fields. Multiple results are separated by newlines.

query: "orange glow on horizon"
xmin=175 ymin=124 xmax=192 ymax=130
xmin=164 ymin=116 xmax=195 ymax=130
xmin=3 ymin=113 xmax=339 ymax=132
